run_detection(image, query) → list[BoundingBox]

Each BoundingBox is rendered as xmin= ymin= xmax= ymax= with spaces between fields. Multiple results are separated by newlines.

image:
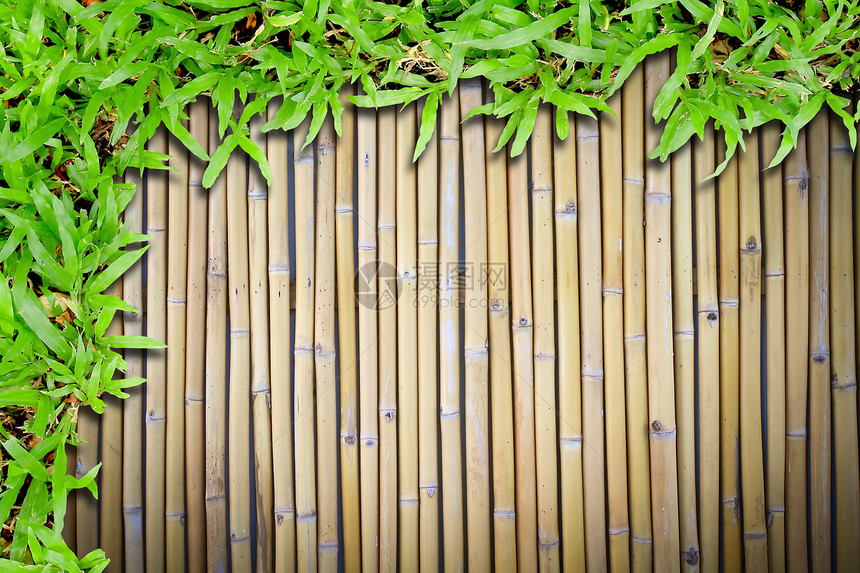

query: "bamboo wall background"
xmin=64 ymin=56 xmax=860 ymax=572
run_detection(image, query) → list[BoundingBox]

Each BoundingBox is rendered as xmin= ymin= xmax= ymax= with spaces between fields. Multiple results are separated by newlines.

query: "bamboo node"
xmin=440 ymin=135 xmax=459 ymax=142
xmin=189 ymin=180 xmax=204 ymax=188
xmin=683 ymin=547 xmax=700 ymax=565
xmin=532 ymin=186 xmax=552 ymax=195
xmin=147 ymin=410 xmax=165 ymax=422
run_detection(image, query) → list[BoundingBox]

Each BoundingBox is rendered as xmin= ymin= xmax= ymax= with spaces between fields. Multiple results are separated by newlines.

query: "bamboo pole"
xmin=226 ymin=125 xmax=252 ymax=573
xmin=145 ymin=125 xmax=168 ymax=573
xmin=600 ymin=92 xmax=631 ymax=572
xmin=122 ymin=167 xmax=144 ymax=573
xmin=438 ymin=91 xmax=464 ymax=572
xmin=621 ymin=64 xmax=652 ymax=573
xmin=184 ymin=98 xmax=209 ymax=573
xmin=577 ymin=113 xmax=605 ymax=573
xmin=485 ymin=101 xmax=516 ymax=573
xmin=267 ymin=98 xmax=295 ymax=573
xmin=807 ymin=112 xmax=831 ymax=573
xmin=529 ymin=103 xmax=560 ymax=572
xmin=248 ymin=103 xmax=274 ymax=573
xmin=335 ymin=87 xmax=361 ymax=573
xmin=856 ymin=95 xmax=860 ymax=498
xmin=204 ymin=106 xmax=229 ymax=570
xmin=356 ymin=95 xmax=380 ymax=573
xmin=644 ymin=53 xmax=680 ymax=573
xmin=460 ymin=79 xmax=492 ymax=572
xmin=377 ymin=105 xmax=398 ymax=572
xmin=101 ymin=282 xmax=124 ymax=571
xmin=77 ymin=337 xmax=98 ymax=553
xmin=396 ymin=102 xmax=420 ymax=573
xmin=717 ymin=139 xmax=742 ymax=573
xmin=784 ymin=130 xmax=809 ymax=573
xmin=829 ymin=109 xmax=860 ymax=571
xmin=694 ymin=127 xmax=719 ymax=573
xmin=508 ymin=137 xmax=538 ymax=573
xmin=671 ymin=134 xmax=699 ymax=570
xmin=165 ymin=125 xmax=189 ymax=573
xmin=554 ymin=108 xmax=585 ymax=573
xmin=738 ymin=131 xmax=767 ymax=569
xmin=761 ymin=122 xmax=786 ymax=573
xmin=416 ymin=95 xmax=440 ymax=573
xmin=293 ymin=117 xmax=318 ymax=573
xmin=314 ymin=117 xmax=338 ymax=572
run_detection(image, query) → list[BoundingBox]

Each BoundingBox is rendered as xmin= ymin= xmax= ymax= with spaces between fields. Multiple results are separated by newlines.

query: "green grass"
xmin=0 ymin=0 xmax=858 ymax=569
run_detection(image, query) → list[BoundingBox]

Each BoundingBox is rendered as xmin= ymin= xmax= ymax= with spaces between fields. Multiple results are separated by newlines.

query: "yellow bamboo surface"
xmin=81 ymin=80 xmax=857 ymax=573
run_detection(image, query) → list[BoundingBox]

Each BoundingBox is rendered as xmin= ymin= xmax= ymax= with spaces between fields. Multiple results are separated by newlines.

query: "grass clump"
xmin=0 ymin=0 xmax=858 ymax=568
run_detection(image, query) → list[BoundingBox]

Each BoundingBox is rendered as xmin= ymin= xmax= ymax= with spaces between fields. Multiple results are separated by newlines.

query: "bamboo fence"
xmin=73 ymin=75 xmax=860 ymax=572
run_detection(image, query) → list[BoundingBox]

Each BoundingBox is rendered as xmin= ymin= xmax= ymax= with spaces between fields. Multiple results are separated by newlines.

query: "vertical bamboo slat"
xmin=416 ymin=95 xmax=440 ymax=573
xmin=144 ymin=126 xmax=168 ymax=573
xmin=335 ymin=88 xmax=361 ymax=573
xmin=100 ymin=281 xmax=124 ymax=571
xmin=784 ymin=132 xmax=809 ymax=573
xmin=396 ymin=102 xmax=420 ymax=572
xmin=267 ymin=99 xmax=295 ymax=573
xmin=485 ymin=97 xmax=516 ymax=573
xmin=184 ymin=99 xmax=209 ymax=573
xmin=671 ymin=136 xmax=699 ymax=569
xmin=621 ymin=65 xmax=653 ymax=573
xmin=357 ymin=97 xmax=380 ymax=573
xmin=695 ymin=128 xmax=719 ymax=573
xmin=315 ymin=117 xmax=338 ymax=571
xmin=508 ymin=139 xmax=538 ymax=573
xmin=532 ymin=104 xmax=561 ymax=572
xmin=293 ymin=117 xmax=318 ymax=573
xmin=807 ymin=112 xmax=831 ymax=573
xmin=122 ymin=168 xmax=145 ymax=573
xmin=439 ymin=91 xmax=464 ymax=571
xmin=829 ymin=110 xmax=860 ymax=571
xmin=249 ymin=106 xmax=275 ymax=572
xmin=226 ymin=134 xmax=252 ymax=573
xmin=644 ymin=53 xmax=680 ymax=573
xmin=204 ymin=106 xmax=229 ymax=571
xmin=738 ymin=131 xmax=767 ymax=569
xmin=600 ymin=92 xmax=631 ymax=572
xmin=554 ymin=108 xmax=585 ymax=573
xmin=460 ymin=79 xmax=492 ymax=573
xmin=761 ymin=122 xmax=786 ymax=573
xmin=576 ymin=114 xmax=607 ymax=572
xmin=717 ymin=141 xmax=742 ymax=573
xmin=377 ymin=106 xmax=398 ymax=572
xmin=77 ymin=314 xmax=98 ymax=552
xmin=165 ymin=127 xmax=189 ymax=572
